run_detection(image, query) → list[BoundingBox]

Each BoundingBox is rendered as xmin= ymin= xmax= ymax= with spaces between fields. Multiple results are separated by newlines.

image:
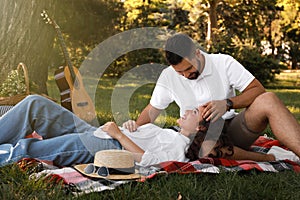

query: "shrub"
xmin=0 ymin=70 xmax=26 ymax=97
xmin=235 ymin=47 xmax=285 ymax=85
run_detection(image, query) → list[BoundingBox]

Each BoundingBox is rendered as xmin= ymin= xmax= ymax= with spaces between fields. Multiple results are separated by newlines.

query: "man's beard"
xmin=187 ymin=70 xmax=200 ymax=80
xmin=187 ymin=59 xmax=201 ymax=80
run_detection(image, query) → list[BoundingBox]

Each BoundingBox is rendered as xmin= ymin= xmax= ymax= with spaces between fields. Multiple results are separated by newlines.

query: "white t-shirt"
xmin=94 ymin=124 xmax=190 ymax=166
xmin=150 ymin=52 xmax=255 ymax=119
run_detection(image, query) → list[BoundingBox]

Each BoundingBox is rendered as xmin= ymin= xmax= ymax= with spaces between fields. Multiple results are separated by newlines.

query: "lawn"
xmin=1 ymin=71 xmax=300 ymax=199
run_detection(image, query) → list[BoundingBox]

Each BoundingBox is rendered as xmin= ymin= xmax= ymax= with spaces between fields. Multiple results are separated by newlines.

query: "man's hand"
xmin=122 ymin=120 xmax=139 ymax=132
xmin=202 ymin=100 xmax=227 ymax=122
xmin=101 ymin=122 xmax=123 ymax=140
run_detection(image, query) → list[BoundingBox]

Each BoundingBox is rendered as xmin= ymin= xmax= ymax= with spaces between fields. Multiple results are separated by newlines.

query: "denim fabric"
xmin=0 ymin=95 xmax=121 ymax=167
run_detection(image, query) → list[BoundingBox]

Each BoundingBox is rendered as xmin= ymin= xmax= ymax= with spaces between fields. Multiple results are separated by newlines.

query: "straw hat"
xmin=74 ymin=150 xmax=141 ymax=180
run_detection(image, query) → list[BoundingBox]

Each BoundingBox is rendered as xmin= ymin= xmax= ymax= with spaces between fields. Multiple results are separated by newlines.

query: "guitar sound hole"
xmin=77 ymin=102 xmax=88 ymax=107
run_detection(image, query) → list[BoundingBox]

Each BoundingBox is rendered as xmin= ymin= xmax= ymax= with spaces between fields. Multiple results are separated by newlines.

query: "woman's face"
xmin=177 ymin=106 xmax=204 ymax=135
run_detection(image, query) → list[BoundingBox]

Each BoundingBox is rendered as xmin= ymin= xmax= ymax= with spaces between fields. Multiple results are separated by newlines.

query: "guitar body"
xmin=64 ymin=66 xmax=97 ymax=123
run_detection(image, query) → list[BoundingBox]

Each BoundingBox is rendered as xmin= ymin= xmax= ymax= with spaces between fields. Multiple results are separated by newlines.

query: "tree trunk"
xmin=207 ymin=0 xmax=219 ymax=50
xmin=290 ymin=42 xmax=299 ymax=70
xmin=0 ymin=0 xmax=57 ymax=94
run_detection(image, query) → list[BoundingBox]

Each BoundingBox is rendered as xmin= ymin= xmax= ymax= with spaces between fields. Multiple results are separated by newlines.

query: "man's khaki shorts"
xmin=223 ymin=110 xmax=263 ymax=150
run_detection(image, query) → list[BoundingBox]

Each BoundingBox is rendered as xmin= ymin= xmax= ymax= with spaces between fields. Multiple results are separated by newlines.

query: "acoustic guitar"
xmin=41 ymin=10 xmax=96 ymax=123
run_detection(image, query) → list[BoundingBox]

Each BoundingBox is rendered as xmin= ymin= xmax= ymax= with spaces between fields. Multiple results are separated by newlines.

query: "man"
xmin=124 ymin=33 xmax=300 ymax=157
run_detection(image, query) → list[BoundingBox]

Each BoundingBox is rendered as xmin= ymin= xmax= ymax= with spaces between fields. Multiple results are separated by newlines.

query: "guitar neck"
xmin=55 ymin=27 xmax=76 ymax=82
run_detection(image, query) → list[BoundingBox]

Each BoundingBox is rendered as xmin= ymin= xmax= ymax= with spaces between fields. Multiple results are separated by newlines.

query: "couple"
xmin=1 ymin=32 xmax=300 ymax=167
xmin=0 ymin=95 xmax=275 ymax=167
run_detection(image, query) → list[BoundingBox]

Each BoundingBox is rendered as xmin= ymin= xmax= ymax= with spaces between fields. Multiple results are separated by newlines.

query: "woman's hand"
xmin=102 ymin=122 xmax=145 ymax=162
xmin=101 ymin=122 xmax=123 ymax=140
xmin=122 ymin=120 xmax=139 ymax=132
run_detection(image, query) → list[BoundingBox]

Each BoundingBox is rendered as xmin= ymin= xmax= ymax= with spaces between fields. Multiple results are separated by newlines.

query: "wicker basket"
xmin=0 ymin=63 xmax=30 ymax=106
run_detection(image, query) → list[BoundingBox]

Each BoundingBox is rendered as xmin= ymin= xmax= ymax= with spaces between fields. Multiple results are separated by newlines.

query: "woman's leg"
xmin=0 ymin=95 xmax=96 ymax=145
xmin=0 ymin=132 xmax=122 ymax=167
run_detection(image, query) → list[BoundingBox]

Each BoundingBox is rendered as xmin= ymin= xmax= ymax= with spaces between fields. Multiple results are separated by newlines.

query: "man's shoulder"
xmin=205 ymin=52 xmax=237 ymax=68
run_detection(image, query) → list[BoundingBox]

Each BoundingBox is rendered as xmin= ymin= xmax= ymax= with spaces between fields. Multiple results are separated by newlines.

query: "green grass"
xmin=0 ymin=164 xmax=66 ymax=199
xmin=267 ymin=71 xmax=300 ymax=89
xmin=1 ymin=72 xmax=300 ymax=199
xmin=83 ymin=172 xmax=300 ymax=199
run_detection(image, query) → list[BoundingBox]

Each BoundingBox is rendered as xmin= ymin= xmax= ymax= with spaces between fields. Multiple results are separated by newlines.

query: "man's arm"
xmin=136 ymin=104 xmax=162 ymax=126
xmin=202 ymin=79 xmax=265 ymax=121
xmin=122 ymin=104 xmax=162 ymax=132
xmin=230 ymin=78 xmax=265 ymax=109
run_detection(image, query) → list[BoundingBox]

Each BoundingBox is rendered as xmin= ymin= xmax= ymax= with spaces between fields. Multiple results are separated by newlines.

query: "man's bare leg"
xmin=226 ymin=146 xmax=275 ymax=161
xmin=201 ymin=140 xmax=275 ymax=161
xmin=244 ymin=92 xmax=300 ymax=157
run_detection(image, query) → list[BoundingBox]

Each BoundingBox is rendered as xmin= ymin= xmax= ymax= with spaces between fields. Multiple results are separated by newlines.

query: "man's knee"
xmin=245 ymin=92 xmax=279 ymax=123
xmin=251 ymin=92 xmax=284 ymax=117
xmin=254 ymin=92 xmax=279 ymax=105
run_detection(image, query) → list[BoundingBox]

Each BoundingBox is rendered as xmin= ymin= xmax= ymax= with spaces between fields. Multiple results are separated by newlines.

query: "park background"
xmin=0 ymin=0 xmax=300 ymax=199
xmin=0 ymin=0 xmax=299 ymax=94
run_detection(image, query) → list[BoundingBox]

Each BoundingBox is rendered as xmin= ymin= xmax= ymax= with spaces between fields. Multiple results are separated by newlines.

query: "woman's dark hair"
xmin=165 ymin=33 xmax=196 ymax=65
xmin=185 ymin=121 xmax=234 ymax=161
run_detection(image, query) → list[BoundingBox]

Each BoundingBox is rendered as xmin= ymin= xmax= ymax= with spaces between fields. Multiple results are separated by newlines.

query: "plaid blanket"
xmin=17 ymin=136 xmax=300 ymax=195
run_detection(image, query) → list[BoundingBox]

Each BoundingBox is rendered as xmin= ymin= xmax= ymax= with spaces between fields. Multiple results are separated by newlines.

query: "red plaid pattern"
xmin=16 ymin=136 xmax=300 ymax=194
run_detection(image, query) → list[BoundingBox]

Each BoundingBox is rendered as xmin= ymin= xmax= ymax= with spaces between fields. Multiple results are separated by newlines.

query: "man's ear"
xmin=195 ymin=49 xmax=201 ymax=57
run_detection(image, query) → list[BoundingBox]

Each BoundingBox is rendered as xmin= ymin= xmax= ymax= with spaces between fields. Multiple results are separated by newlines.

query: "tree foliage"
xmin=115 ymin=0 xmax=294 ymax=84
xmin=278 ymin=0 xmax=300 ymax=69
xmin=0 ymin=0 xmax=299 ymax=94
xmin=0 ymin=0 xmax=121 ymax=94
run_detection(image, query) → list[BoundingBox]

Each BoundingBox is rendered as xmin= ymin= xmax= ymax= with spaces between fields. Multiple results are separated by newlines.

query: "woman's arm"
xmin=101 ymin=122 xmax=144 ymax=162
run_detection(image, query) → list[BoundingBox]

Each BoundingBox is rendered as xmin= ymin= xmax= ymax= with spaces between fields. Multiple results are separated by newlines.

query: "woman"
xmin=0 ymin=95 xmax=203 ymax=167
xmin=0 ymin=95 xmax=276 ymax=168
